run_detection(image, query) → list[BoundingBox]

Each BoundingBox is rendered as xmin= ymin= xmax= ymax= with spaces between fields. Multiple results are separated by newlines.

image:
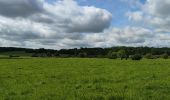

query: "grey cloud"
xmin=128 ymin=0 xmax=170 ymax=32
xmin=0 ymin=0 xmax=44 ymax=17
xmin=1 ymin=0 xmax=169 ymax=49
xmin=109 ymin=27 xmax=154 ymax=44
xmin=143 ymin=0 xmax=170 ymax=17
xmin=0 ymin=0 xmax=112 ymax=35
xmin=79 ymin=27 xmax=155 ymax=48
xmin=42 ymin=1 xmax=112 ymax=33
xmin=0 ymin=0 xmax=112 ymax=49
xmin=116 ymin=37 xmax=145 ymax=44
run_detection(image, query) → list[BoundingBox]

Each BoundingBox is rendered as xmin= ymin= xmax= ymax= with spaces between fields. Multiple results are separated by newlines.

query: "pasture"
xmin=0 ymin=58 xmax=170 ymax=100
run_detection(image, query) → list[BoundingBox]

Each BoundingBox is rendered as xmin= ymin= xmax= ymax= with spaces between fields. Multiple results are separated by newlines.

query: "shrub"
xmin=131 ymin=54 xmax=142 ymax=60
xmin=78 ymin=52 xmax=87 ymax=58
xmin=161 ymin=54 xmax=168 ymax=59
xmin=107 ymin=52 xmax=117 ymax=59
xmin=32 ymin=53 xmax=39 ymax=57
xmin=117 ymin=50 xmax=126 ymax=57
xmin=144 ymin=53 xmax=152 ymax=59
xmin=144 ymin=53 xmax=157 ymax=59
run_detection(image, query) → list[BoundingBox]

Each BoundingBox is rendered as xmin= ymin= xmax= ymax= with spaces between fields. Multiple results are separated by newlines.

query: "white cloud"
xmin=42 ymin=0 xmax=112 ymax=33
xmin=128 ymin=0 xmax=170 ymax=32
xmin=0 ymin=0 xmax=112 ymax=49
xmin=127 ymin=11 xmax=143 ymax=22
xmin=143 ymin=0 xmax=170 ymax=18
xmin=0 ymin=0 xmax=170 ymax=49
xmin=81 ymin=27 xmax=155 ymax=47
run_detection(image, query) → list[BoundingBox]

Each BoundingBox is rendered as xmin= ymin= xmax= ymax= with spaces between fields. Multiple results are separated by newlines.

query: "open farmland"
xmin=0 ymin=58 xmax=170 ymax=100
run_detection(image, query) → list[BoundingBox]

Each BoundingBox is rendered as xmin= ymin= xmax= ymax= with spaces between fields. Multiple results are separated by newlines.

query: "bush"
xmin=161 ymin=54 xmax=168 ymax=59
xmin=131 ymin=54 xmax=142 ymax=60
xmin=117 ymin=49 xmax=126 ymax=58
xmin=144 ymin=53 xmax=157 ymax=59
xmin=78 ymin=52 xmax=87 ymax=58
xmin=32 ymin=53 xmax=39 ymax=57
xmin=107 ymin=52 xmax=117 ymax=59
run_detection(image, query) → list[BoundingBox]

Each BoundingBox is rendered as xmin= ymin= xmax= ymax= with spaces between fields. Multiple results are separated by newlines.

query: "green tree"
xmin=78 ymin=52 xmax=87 ymax=58
xmin=131 ymin=54 xmax=142 ymax=60
xmin=144 ymin=53 xmax=155 ymax=59
xmin=117 ymin=49 xmax=127 ymax=60
xmin=107 ymin=51 xmax=117 ymax=59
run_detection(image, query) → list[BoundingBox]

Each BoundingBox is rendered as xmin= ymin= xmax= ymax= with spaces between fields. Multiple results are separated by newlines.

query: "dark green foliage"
xmin=161 ymin=54 xmax=168 ymax=59
xmin=107 ymin=51 xmax=117 ymax=59
xmin=117 ymin=49 xmax=129 ymax=60
xmin=144 ymin=53 xmax=157 ymax=59
xmin=131 ymin=54 xmax=142 ymax=60
xmin=1 ymin=47 xmax=170 ymax=58
xmin=117 ymin=50 xmax=126 ymax=57
xmin=31 ymin=53 xmax=39 ymax=57
xmin=144 ymin=53 xmax=152 ymax=59
xmin=78 ymin=52 xmax=87 ymax=58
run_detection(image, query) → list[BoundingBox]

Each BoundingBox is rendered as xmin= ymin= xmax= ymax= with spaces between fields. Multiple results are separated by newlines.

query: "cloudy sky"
xmin=0 ymin=0 xmax=170 ymax=49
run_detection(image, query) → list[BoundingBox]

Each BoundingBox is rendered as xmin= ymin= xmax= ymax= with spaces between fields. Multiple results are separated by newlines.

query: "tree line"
xmin=0 ymin=47 xmax=170 ymax=60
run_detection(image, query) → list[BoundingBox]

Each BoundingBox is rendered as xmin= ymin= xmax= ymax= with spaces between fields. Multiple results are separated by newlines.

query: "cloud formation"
xmin=0 ymin=0 xmax=112 ymax=49
xmin=126 ymin=0 xmax=170 ymax=46
xmin=0 ymin=0 xmax=44 ymax=17
xmin=0 ymin=0 xmax=170 ymax=49
xmin=128 ymin=0 xmax=170 ymax=33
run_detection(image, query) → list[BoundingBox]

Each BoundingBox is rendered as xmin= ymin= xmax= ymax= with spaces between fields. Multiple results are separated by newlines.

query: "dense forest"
xmin=0 ymin=47 xmax=170 ymax=59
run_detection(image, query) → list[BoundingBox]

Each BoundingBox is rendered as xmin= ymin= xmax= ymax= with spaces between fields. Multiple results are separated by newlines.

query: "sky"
xmin=0 ymin=0 xmax=170 ymax=49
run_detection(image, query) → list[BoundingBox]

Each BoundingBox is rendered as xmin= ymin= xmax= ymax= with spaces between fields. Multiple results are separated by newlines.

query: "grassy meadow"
xmin=0 ymin=58 xmax=170 ymax=100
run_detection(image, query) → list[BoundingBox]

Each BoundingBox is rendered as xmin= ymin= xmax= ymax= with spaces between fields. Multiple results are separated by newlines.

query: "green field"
xmin=0 ymin=58 xmax=170 ymax=100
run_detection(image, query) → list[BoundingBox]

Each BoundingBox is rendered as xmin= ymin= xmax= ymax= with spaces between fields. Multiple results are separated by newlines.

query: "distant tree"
xmin=78 ymin=52 xmax=87 ymax=58
xmin=47 ymin=52 xmax=52 ymax=57
xmin=54 ymin=52 xmax=59 ymax=57
xmin=32 ymin=53 xmax=39 ymax=57
xmin=2 ymin=46 xmax=170 ymax=58
xmin=144 ymin=53 xmax=157 ymax=59
xmin=117 ymin=49 xmax=128 ymax=60
xmin=40 ymin=53 xmax=47 ymax=57
xmin=131 ymin=54 xmax=142 ymax=60
xmin=107 ymin=51 xmax=117 ymax=59
xmin=161 ymin=53 xmax=168 ymax=59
